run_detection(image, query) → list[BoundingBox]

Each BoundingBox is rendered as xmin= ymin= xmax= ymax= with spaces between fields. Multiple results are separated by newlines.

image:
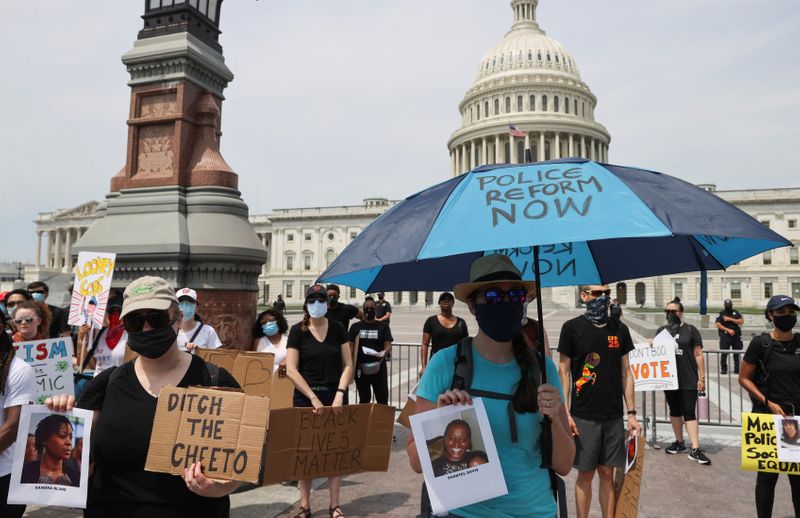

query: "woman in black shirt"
xmin=286 ymin=284 xmax=353 ymax=518
xmin=48 ymin=276 xmax=241 ymax=518
xmin=739 ymin=295 xmax=800 ymax=518
xmin=419 ymin=292 xmax=469 ymax=377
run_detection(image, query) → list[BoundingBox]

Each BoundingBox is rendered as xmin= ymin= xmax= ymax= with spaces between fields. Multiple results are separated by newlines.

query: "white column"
xmin=509 ymin=135 xmax=517 ymax=164
xmin=456 ymin=146 xmax=462 ymax=174
xmin=538 ymin=132 xmax=545 ymax=161
xmin=54 ymin=230 xmax=63 ymax=271
xmin=524 ymin=133 xmax=531 ymax=163
xmin=46 ymin=232 xmax=53 ymax=268
xmin=450 ymin=150 xmax=455 ymax=176
xmin=462 ymin=144 xmax=468 ymax=172
xmin=470 ymin=140 xmax=476 ymax=170
xmin=591 ymin=139 xmax=597 ymax=161
xmin=64 ymin=228 xmax=73 ymax=273
xmin=581 ymin=136 xmax=586 ymax=158
xmin=35 ymin=231 xmax=42 ymax=268
xmin=568 ymin=133 xmax=574 ymax=157
xmin=481 ymin=137 xmax=487 ymax=166
xmin=555 ymin=133 xmax=561 ymax=159
xmin=494 ymin=135 xmax=501 ymax=164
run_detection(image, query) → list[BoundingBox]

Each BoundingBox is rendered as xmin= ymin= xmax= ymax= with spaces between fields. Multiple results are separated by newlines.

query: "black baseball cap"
xmin=766 ymin=295 xmax=799 ymax=313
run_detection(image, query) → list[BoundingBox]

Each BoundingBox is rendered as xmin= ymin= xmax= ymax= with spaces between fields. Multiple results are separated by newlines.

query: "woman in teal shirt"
xmin=407 ymin=255 xmax=574 ymax=517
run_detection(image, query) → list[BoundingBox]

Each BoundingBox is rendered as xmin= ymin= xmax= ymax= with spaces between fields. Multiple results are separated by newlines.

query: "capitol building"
xmin=28 ymin=0 xmax=798 ymax=309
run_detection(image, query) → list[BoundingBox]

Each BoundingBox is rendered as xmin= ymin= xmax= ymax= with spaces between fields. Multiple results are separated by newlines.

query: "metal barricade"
xmin=349 ymin=342 xmax=421 ymax=409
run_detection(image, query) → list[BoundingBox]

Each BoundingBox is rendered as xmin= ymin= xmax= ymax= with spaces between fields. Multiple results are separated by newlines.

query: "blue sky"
xmin=2 ymin=0 xmax=798 ymax=262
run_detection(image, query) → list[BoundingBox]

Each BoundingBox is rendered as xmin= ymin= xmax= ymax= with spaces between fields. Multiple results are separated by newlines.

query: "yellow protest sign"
xmin=741 ymin=412 xmax=800 ymax=474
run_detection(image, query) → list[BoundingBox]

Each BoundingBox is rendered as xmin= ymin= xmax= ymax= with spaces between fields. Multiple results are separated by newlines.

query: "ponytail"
xmin=511 ymin=333 xmax=541 ymax=414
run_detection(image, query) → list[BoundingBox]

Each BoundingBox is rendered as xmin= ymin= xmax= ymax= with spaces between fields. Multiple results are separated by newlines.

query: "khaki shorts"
xmin=573 ymin=415 xmax=626 ymax=470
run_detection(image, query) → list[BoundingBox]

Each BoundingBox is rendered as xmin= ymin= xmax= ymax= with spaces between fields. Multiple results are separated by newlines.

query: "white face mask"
xmin=307 ymin=300 xmax=328 ymax=319
xmin=521 ymin=301 xmax=529 ymax=325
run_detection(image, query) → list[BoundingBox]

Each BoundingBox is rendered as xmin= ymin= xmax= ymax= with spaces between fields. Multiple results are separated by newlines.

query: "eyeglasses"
xmin=584 ymin=289 xmax=611 ymax=297
xmin=122 ymin=310 xmax=173 ymax=332
xmin=664 ymin=309 xmax=680 ymax=315
xmin=475 ymin=288 xmax=528 ymax=305
xmin=14 ymin=317 xmax=36 ymax=325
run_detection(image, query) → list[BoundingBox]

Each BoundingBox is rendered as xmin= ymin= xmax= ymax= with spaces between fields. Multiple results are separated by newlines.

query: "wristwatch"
xmin=627 ymin=410 xmax=637 ymax=416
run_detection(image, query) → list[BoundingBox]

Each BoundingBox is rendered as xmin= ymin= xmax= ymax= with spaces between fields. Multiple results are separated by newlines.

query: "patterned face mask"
xmin=585 ymin=296 xmax=610 ymax=324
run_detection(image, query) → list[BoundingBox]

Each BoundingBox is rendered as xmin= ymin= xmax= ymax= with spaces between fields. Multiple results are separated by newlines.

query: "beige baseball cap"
xmin=121 ymin=276 xmax=178 ymax=318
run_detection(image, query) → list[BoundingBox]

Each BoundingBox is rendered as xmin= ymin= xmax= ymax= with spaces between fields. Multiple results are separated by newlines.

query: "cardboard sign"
xmin=409 ymin=399 xmax=507 ymax=514
xmin=7 ymin=406 xmax=93 ymax=508
xmin=145 ymin=386 xmax=270 ymax=483
xmin=196 ymin=349 xmax=275 ymax=397
xmin=397 ymin=382 xmax=419 ymax=430
xmin=614 ymin=435 xmax=645 ymax=518
xmin=14 ymin=338 xmax=75 ymax=403
xmin=68 ymin=251 xmax=116 ymax=327
xmin=270 ymin=374 xmax=295 ymax=410
xmin=628 ymin=331 xmax=678 ymax=391
xmin=262 ymin=404 xmax=394 ymax=484
xmin=741 ymin=413 xmax=800 ymax=473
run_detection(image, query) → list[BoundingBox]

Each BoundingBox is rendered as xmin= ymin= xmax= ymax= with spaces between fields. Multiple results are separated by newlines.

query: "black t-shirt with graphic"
xmin=327 ymin=303 xmax=358 ymax=332
xmin=348 ymin=321 xmax=393 ymax=364
xmin=716 ymin=309 xmax=743 ymax=337
xmin=423 ymin=315 xmax=469 ymax=357
xmin=656 ymin=323 xmax=702 ymax=389
xmin=287 ymin=321 xmax=348 ymax=389
xmin=76 ymin=355 xmax=239 ymax=515
xmin=375 ymin=300 xmax=392 ymax=322
xmin=744 ymin=333 xmax=800 ymax=409
xmin=557 ymin=315 xmax=634 ymax=421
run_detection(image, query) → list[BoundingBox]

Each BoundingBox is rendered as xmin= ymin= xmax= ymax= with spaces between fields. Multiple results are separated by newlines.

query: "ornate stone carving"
xmin=136 ymin=124 xmax=174 ymax=177
xmin=139 ymin=93 xmax=177 ymax=118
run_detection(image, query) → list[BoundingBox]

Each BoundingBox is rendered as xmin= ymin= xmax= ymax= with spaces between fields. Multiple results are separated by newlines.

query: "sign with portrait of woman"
xmin=7 ymin=405 xmax=93 ymax=508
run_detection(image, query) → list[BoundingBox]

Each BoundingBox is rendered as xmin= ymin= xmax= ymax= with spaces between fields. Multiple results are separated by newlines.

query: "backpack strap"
xmin=189 ymin=322 xmax=204 ymax=343
xmin=450 ymin=336 xmax=519 ymax=443
xmin=81 ymin=327 xmax=106 ymax=372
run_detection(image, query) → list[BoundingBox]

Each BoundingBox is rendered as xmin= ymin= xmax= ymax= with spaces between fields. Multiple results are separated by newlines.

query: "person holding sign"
xmin=408 ymin=255 xmax=574 ymax=517
xmin=348 ymin=297 xmax=392 ymax=405
xmin=656 ymin=299 xmax=710 ymax=464
xmin=49 ymin=276 xmax=242 ymax=517
xmin=286 ymin=284 xmax=354 ymax=518
xmin=10 ymin=301 xmax=50 ymax=343
xmin=419 ymin=292 xmax=469 ymax=378
xmin=76 ymin=296 xmax=127 ymax=374
xmin=252 ymin=308 xmax=289 ymax=373
xmin=0 ymin=311 xmax=36 ymax=518
xmin=557 ymin=284 xmax=641 ymax=518
xmin=739 ymin=295 xmax=800 ymax=518
xmin=176 ymin=288 xmax=223 ymax=353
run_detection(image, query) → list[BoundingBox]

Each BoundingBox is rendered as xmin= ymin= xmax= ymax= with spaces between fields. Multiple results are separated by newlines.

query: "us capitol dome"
xmin=448 ymin=0 xmax=610 ymax=176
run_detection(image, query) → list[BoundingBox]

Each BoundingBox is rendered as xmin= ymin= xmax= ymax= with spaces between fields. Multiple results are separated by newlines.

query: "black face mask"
xmin=365 ymin=308 xmax=376 ymax=320
xmin=773 ymin=315 xmax=798 ymax=333
xmin=585 ymin=296 xmax=610 ymax=324
xmin=475 ymin=302 xmax=523 ymax=342
xmin=127 ymin=324 xmax=177 ymax=359
xmin=666 ymin=313 xmax=681 ymax=334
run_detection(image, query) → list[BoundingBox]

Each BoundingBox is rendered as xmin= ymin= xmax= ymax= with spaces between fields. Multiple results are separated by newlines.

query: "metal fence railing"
xmin=358 ymin=345 xmax=750 ymax=434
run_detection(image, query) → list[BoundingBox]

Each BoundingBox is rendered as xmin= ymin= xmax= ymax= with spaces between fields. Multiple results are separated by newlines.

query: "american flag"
xmin=508 ymin=124 xmax=526 ymax=138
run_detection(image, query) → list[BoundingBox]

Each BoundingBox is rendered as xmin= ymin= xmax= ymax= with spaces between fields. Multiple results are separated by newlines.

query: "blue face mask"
xmin=262 ymin=321 xmax=279 ymax=337
xmin=179 ymin=302 xmax=196 ymax=321
xmin=0 ymin=303 xmax=5 ymax=316
xmin=31 ymin=293 xmax=46 ymax=302
xmin=6 ymin=306 xmax=16 ymax=318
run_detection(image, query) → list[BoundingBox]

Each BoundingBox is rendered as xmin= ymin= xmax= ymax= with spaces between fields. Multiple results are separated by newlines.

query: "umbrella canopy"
xmin=320 ymin=159 xmax=790 ymax=291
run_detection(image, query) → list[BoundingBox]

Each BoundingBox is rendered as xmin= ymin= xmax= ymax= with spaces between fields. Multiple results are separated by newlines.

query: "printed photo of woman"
xmin=20 ymin=414 xmax=81 ymax=487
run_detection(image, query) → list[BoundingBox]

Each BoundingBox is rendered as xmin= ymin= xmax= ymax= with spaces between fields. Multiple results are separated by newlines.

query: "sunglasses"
xmin=584 ymin=289 xmax=612 ymax=297
xmin=664 ymin=309 xmax=680 ymax=315
xmin=107 ymin=307 xmax=122 ymax=315
xmin=122 ymin=310 xmax=173 ymax=332
xmin=14 ymin=317 xmax=36 ymax=325
xmin=475 ymin=288 xmax=528 ymax=305
xmin=306 ymin=295 xmax=327 ymax=303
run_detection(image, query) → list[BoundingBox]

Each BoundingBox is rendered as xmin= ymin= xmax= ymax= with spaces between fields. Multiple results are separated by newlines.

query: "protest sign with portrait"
xmin=68 ymin=251 xmax=116 ymax=327
xmin=14 ymin=337 xmax=75 ymax=403
xmin=409 ymin=398 xmax=507 ymax=515
xmin=7 ymin=405 xmax=92 ymax=508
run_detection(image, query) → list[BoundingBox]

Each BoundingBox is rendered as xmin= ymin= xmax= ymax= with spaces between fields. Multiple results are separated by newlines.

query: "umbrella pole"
xmin=533 ymin=245 xmax=553 ymax=470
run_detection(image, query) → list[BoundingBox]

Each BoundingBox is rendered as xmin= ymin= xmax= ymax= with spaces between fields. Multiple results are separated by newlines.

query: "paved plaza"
xmin=22 ymin=307 xmax=797 ymax=517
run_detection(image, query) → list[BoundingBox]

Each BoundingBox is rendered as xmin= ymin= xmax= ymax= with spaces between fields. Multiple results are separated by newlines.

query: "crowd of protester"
xmin=0 ymin=264 xmax=797 ymax=517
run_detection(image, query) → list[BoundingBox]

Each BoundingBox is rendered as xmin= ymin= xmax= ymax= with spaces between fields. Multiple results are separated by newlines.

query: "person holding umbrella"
xmin=558 ymin=285 xmax=641 ymax=518
xmin=407 ymin=255 xmax=574 ymax=517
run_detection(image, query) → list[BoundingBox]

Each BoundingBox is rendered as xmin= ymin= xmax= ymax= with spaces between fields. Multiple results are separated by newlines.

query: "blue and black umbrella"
xmin=320 ymin=159 xmax=790 ymax=291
